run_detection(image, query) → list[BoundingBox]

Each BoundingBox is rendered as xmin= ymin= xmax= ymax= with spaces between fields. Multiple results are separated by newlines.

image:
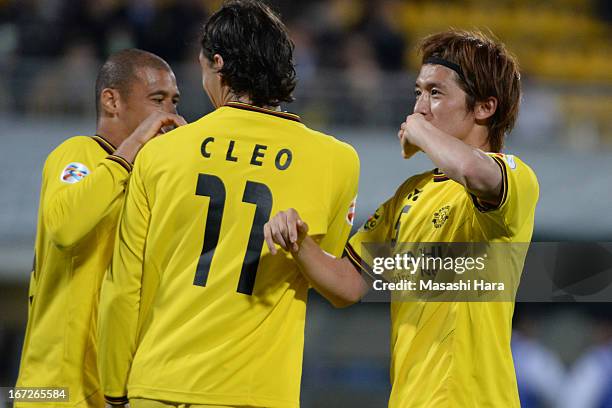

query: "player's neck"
xmin=228 ymin=94 xmax=280 ymax=112
xmin=463 ymin=127 xmax=491 ymax=152
xmin=95 ymin=121 xmax=127 ymax=151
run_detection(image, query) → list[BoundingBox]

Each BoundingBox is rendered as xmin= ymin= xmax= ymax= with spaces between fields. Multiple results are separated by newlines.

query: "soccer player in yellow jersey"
xmin=265 ymin=30 xmax=538 ymax=407
xmin=97 ymin=2 xmax=359 ymax=408
xmin=15 ymin=49 xmax=185 ymax=408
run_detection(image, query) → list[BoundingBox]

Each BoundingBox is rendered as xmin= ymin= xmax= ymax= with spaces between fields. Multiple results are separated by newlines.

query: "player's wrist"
xmin=114 ymin=139 xmax=141 ymax=163
xmin=292 ymin=235 xmax=314 ymax=258
xmin=124 ymin=125 xmax=155 ymax=148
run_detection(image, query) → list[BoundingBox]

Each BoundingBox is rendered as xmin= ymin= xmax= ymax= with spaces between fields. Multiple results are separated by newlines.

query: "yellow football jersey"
xmin=346 ymin=153 xmax=538 ymax=408
xmin=98 ymin=102 xmax=360 ymax=408
xmin=16 ymin=135 xmax=132 ymax=407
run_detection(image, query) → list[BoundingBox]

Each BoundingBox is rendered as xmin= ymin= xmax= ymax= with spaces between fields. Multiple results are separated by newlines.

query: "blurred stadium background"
xmin=0 ymin=0 xmax=611 ymax=407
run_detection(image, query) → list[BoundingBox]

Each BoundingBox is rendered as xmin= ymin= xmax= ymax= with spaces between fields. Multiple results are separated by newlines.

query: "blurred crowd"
xmin=0 ymin=0 xmax=415 ymax=127
xmin=512 ymin=304 xmax=612 ymax=408
xmin=0 ymin=0 xmax=406 ymax=68
xmin=0 ymin=0 xmax=610 ymax=143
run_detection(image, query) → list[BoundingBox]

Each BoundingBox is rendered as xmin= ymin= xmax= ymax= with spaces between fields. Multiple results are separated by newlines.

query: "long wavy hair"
xmin=200 ymin=0 xmax=297 ymax=108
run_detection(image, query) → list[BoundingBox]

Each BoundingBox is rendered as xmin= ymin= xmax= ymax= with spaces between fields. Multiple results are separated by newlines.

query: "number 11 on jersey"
xmin=193 ymin=173 xmax=273 ymax=295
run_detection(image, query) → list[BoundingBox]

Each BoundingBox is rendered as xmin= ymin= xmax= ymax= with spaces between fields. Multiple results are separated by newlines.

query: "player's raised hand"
xmin=115 ymin=110 xmax=187 ymax=163
xmin=398 ymin=114 xmax=423 ymax=159
xmin=128 ymin=110 xmax=187 ymax=144
xmin=264 ymin=208 xmax=309 ymax=255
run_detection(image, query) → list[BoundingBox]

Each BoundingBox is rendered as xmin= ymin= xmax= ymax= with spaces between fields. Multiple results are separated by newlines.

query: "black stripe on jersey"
xmin=225 ymin=102 xmax=302 ymax=123
xmin=105 ymin=395 xmax=129 ymax=405
xmin=92 ymin=135 xmax=117 ymax=155
xmin=494 ymin=155 xmax=509 ymax=207
xmin=344 ymin=243 xmax=377 ymax=280
xmin=432 ymin=168 xmax=450 ymax=182
xmin=106 ymin=155 xmax=133 ymax=173
xmin=470 ymin=155 xmax=509 ymax=212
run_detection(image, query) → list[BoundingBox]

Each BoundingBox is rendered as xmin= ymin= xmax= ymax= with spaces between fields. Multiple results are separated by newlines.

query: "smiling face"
xmin=414 ymin=64 xmax=483 ymax=148
xmin=119 ymin=66 xmax=180 ymax=135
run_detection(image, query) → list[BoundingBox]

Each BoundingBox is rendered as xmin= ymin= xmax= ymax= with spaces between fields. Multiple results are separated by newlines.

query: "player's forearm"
xmin=45 ymin=159 xmax=130 ymax=248
xmin=113 ymin=138 xmax=143 ymax=164
xmin=293 ymin=237 xmax=368 ymax=308
xmin=409 ymin=120 xmax=502 ymax=201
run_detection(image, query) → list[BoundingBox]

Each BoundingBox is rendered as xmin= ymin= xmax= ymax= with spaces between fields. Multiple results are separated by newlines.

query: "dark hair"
xmin=95 ymin=48 xmax=172 ymax=119
xmin=200 ymin=0 xmax=296 ymax=107
xmin=419 ymin=30 xmax=521 ymax=152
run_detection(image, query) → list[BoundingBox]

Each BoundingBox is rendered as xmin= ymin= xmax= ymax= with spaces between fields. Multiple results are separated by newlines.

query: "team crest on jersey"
xmin=346 ymin=197 xmax=357 ymax=226
xmin=432 ymin=205 xmax=450 ymax=229
xmin=361 ymin=206 xmax=383 ymax=232
xmin=60 ymin=162 xmax=90 ymax=184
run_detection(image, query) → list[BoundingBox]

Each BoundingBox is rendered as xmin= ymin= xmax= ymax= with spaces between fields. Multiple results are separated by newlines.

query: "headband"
xmin=424 ymin=56 xmax=466 ymax=83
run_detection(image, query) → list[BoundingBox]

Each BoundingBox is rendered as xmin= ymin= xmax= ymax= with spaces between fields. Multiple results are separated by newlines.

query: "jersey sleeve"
xmin=42 ymin=142 xmax=132 ymax=248
xmin=344 ymin=194 xmax=397 ymax=278
xmin=97 ymin=155 xmax=150 ymax=405
xmin=470 ymin=154 xmax=539 ymax=238
xmin=317 ymin=143 xmax=360 ymax=257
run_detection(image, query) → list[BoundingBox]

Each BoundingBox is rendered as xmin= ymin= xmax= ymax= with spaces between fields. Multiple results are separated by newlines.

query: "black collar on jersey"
xmin=224 ymin=101 xmax=302 ymax=123
xmin=424 ymin=57 xmax=466 ymax=84
xmin=92 ymin=134 xmax=116 ymax=154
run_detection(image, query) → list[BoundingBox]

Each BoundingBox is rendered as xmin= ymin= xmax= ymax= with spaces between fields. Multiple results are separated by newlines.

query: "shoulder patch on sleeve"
xmin=346 ymin=196 xmax=357 ymax=226
xmin=492 ymin=152 xmax=517 ymax=170
xmin=60 ymin=162 xmax=90 ymax=184
xmin=505 ymin=154 xmax=517 ymax=170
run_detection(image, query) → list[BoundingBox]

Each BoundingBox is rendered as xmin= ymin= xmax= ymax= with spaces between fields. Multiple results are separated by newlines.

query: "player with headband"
xmin=265 ymin=29 xmax=538 ymax=407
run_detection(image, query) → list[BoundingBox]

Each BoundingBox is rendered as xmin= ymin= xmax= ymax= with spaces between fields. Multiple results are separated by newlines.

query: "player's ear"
xmin=100 ymin=88 xmax=121 ymax=117
xmin=212 ymin=54 xmax=224 ymax=72
xmin=474 ymin=96 xmax=498 ymax=123
xmin=212 ymin=54 xmax=226 ymax=86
